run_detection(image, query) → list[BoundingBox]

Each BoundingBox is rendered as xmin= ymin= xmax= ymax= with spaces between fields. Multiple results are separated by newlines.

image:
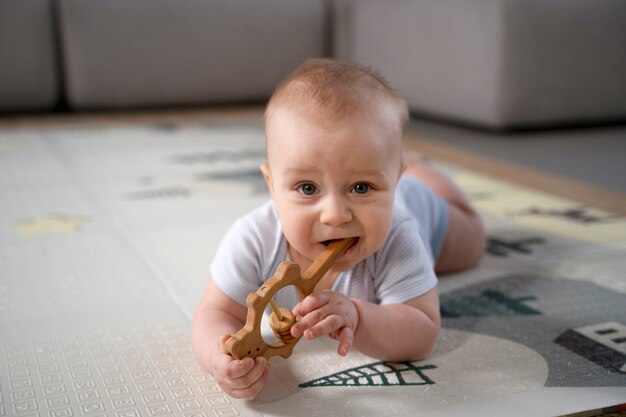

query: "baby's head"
xmin=265 ymin=58 xmax=408 ymax=152
xmin=261 ymin=59 xmax=409 ymax=271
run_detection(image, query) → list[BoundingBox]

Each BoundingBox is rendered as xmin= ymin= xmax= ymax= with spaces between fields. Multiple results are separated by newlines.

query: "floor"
xmin=1 ymin=118 xmax=624 ymax=416
xmin=2 ymin=107 xmax=625 ymax=201
xmin=407 ymin=117 xmax=626 ymax=196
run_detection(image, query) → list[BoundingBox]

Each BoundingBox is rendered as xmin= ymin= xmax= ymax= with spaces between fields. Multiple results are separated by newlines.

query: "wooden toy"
xmin=224 ymin=237 xmax=356 ymax=360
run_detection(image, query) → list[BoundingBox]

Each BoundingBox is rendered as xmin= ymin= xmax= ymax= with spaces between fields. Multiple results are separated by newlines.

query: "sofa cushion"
xmin=0 ymin=0 xmax=59 ymax=111
xmin=336 ymin=0 xmax=626 ymax=129
xmin=59 ymin=0 xmax=331 ymax=109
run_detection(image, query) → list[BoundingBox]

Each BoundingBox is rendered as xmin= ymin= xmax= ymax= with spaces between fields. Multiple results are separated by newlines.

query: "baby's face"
xmin=262 ymin=108 xmax=403 ymax=272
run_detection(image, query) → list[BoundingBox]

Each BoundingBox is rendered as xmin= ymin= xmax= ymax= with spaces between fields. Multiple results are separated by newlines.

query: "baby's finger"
xmin=230 ymin=362 xmax=271 ymax=399
xmin=290 ymin=305 xmax=330 ymax=338
xmin=303 ymin=313 xmax=348 ymax=340
xmin=218 ymin=334 xmax=231 ymax=353
xmin=337 ymin=327 xmax=354 ymax=356
xmin=223 ymin=356 xmax=256 ymax=380
xmin=230 ymin=357 xmax=269 ymax=391
xmin=292 ymin=290 xmax=330 ymax=318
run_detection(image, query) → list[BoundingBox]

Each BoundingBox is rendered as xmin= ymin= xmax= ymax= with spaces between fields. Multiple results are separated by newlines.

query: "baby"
xmin=192 ymin=59 xmax=485 ymax=399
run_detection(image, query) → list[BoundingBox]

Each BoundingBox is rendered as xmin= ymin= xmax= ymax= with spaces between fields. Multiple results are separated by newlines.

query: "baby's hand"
xmin=290 ymin=290 xmax=359 ymax=356
xmin=211 ymin=335 xmax=271 ymax=399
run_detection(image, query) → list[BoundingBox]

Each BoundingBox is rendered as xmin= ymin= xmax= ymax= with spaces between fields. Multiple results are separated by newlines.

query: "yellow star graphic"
xmin=15 ymin=214 xmax=88 ymax=237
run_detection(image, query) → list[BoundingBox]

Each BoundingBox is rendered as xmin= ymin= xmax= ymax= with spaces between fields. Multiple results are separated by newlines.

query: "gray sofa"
xmin=59 ymin=0 xmax=330 ymax=109
xmin=0 ymin=0 xmax=59 ymax=111
xmin=2 ymin=0 xmax=625 ymax=130
xmin=336 ymin=0 xmax=626 ymax=129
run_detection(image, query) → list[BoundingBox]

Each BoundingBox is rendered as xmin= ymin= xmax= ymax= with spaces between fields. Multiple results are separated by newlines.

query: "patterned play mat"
xmin=1 ymin=120 xmax=624 ymax=416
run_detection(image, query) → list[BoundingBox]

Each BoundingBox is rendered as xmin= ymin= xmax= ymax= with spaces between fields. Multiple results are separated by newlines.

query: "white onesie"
xmin=210 ymin=176 xmax=448 ymax=309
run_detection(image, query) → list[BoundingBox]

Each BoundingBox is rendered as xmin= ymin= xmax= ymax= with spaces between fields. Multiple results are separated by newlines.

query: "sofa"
xmin=2 ymin=0 xmax=625 ymax=130
xmin=336 ymin=0 xmax=626 ymax=129
xmin=0 ymin=0 xmax=60 ymax=111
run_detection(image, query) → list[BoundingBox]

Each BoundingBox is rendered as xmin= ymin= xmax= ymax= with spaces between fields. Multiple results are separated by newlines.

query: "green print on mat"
xmin=441 ymin=290 xmax=541 ymax=318
xmin=518 ymin=206 xmax=618 ymax=224
xmin=299 ymin=362 xmax=437 ymax=388
xmin=487 ymin=237 xmax=545 ymax=257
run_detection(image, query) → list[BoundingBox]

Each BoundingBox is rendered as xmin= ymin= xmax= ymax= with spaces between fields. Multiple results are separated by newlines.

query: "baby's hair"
xmin=265 ymin=58 xmax=409 ymax=136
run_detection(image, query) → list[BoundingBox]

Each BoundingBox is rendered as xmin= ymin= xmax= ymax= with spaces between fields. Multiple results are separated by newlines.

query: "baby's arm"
xmin=352 ymin=288 xmax=440 ymax=361
xmin=192 ymin=279 xmax=270 ymax=398
xmin=404 ymin=155 xmax=485 ymax=273
xmin=291 ymin=287 xmax=440 ymax=361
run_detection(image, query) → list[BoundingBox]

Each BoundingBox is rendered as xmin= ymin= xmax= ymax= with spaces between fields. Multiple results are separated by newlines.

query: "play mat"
xmin=0 ymin=121 xmax=624 ymax=416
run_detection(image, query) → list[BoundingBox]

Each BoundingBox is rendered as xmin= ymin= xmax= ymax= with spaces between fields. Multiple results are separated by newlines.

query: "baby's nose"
xmin=320 ymin=196 xmax=352 ymax=226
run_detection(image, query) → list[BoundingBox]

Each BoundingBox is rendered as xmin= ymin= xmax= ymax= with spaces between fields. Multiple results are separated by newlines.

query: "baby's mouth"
xmin=321 ymin=237 xmax=359 ymax=251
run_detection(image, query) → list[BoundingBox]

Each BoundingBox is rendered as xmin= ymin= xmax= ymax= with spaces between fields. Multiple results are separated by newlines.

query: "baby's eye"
xmin=351 ymin=183 xmax=371 ymax=195
xmin=297 ymin=183 xmax=318 ymax=196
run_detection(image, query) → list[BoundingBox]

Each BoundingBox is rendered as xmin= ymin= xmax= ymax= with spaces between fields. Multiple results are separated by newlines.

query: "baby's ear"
xmin=260 ymin=164 xmax=274 ymax=194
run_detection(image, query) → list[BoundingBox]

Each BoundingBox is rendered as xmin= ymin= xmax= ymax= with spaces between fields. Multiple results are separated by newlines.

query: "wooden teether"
xmin=224 ymin=237 xmax=356 ymax=360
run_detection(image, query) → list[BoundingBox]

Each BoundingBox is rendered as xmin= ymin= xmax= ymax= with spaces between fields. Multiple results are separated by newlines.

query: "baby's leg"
xmin=403 ymin=153 xmax=485 ymax=274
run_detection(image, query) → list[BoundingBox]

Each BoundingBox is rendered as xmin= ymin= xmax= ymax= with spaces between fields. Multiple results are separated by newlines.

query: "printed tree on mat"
xmin=299 ymin=362 xmax=437 ymax=388
xmin=441 ymin=290 xmax=541 ymax=318
xmin=487 ymin=237 xmax=545 ymax=257
xmin=518 ymin=206 xmax=618 ymax=224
